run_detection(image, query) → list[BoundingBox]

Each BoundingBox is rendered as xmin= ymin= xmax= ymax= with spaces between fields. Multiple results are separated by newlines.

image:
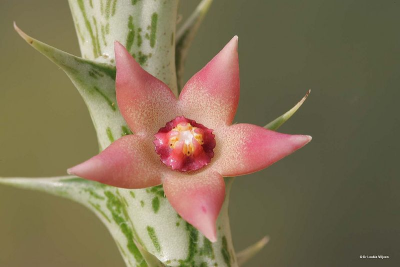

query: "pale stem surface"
xmin=65 ymin=1 xmax=237 ymax=266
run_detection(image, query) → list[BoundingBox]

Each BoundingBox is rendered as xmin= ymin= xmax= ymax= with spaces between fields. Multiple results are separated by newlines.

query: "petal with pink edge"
xmin=163 ymin=171 xmax=225 ymax=242
xmin=115 ymin=42 xmax=178 ymax=135
xmin=68 ymin=135 xmax=163 ymax=189
xmin=214 ymin=124 xmax=312 ymax=177
xmin=179 ymin=36 xmax=240 ymax=128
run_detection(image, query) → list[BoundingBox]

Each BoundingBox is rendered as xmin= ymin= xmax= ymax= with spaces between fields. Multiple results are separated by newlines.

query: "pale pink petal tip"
xmin=232 ymin=35 xmax=239 ymax=44
xmin=198 ymin=216 xmax=218 ymax=243
xmin=66 ymin=159 xmax=100 ymax=181
xmin=66 ymin=168 xmax=74 ymax=175
xmin=67 ymin=136 xmax=162 ymax=189
xmin=217 ymin=124 xmax=312 ymax=177
xmin=186 ymin=206 xmax=218 ymax=242
xmin=163 ymin=173 xmax=225 ymax=242
xmin=293 ymin=134 xmax=312 ymax=147
xmin=67 ymin=158 xmax=102 ymax=177
xmin=179 ymin=36 xmax=240 ymax=127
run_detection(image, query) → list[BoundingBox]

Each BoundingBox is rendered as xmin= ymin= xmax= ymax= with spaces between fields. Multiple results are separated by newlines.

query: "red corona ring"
xmin=153 ymin=116 xmax=216 ymax=172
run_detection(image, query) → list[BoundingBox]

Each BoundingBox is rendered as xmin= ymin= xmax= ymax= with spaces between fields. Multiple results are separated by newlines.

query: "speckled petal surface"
xmin=178 ymin=36 xmax=240 ymax=128
xmin=213 ymin=124 xmax=312 ymax=177
xmin=115 ymin=42 xmax=178 ymax=135
xmin=68 ymin=135 xmax=163 ymax=188
xmin=163 ymin=171 xmax=225 ymax=242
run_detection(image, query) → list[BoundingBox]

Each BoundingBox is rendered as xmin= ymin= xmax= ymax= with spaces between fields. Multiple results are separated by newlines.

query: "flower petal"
xmin=163 ymin=171 xmax=225 ymax=242
xmin=179 ymin=36 xmax=240 ymax=128
xmin=214 ymin=124 xmax=312 ymax=177
xmin=68 ymin=135 xmax=163 ymax=188
xmin=115 ymin=42 xmax=178 ymax=135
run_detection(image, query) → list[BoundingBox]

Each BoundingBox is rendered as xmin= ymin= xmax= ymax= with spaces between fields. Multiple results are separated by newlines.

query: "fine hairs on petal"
xmin=163 ymin=172 xmax=225 ymax=242
xmin=114 ymin=41 xmax=178 ymax=135
xmin=69 ymin=38 xmax=311 ymax=242
xmin=178 ymin=36 xmax=240 ymax=128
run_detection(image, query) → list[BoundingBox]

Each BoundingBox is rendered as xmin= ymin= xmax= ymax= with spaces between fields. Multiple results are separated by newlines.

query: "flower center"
xmin=169 ymin=123 xmax=204 ymax=155
xmin=154 ymin=116 xmax=216 ymax=172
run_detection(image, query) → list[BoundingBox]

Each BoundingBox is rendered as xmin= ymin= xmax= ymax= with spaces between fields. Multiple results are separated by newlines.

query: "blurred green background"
xmin=0 ymin=0 xmax=399 ymax=266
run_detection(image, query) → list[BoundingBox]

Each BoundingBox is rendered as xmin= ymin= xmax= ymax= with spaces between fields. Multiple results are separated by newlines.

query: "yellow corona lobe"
xmin=169 ymin=123 xmax=203 ymax=155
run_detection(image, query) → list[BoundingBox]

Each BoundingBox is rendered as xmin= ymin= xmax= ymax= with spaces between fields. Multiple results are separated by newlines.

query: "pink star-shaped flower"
xmin=68 ymin=36 xmax=311 ymax=242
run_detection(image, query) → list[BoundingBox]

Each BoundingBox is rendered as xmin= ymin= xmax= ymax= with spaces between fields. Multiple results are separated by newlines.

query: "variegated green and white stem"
xmin=69 ymin=0 xmax=178 ymax=94
xmin=0 ymin=176 xmax=236 ymax=267
xmin=2 ymin=1 xmax=310 ymax=266
xmin=3 ymin=1 xmax=239 ymax=266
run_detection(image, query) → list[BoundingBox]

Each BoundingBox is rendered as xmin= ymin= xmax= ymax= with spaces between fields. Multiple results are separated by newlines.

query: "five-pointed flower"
xmin=68 ymin=36 xmax=311 ymax=242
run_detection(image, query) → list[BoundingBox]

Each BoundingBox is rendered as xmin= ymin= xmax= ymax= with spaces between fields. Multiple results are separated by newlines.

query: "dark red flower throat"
xmin=153 ymin=116 xmax=216 ymax=172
